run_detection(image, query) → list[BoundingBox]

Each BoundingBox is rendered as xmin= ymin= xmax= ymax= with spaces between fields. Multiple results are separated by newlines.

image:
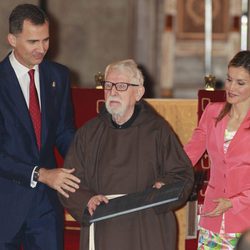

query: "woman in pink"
xmin=185 ymin=50 xmax=250 ymax=249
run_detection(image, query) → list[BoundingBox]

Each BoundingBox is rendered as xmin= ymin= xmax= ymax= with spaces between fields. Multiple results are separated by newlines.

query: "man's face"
xmin=105 ymin=69 xmax=144 ymax=122
xmin=8 ymin=19 xmax=49 ymax=68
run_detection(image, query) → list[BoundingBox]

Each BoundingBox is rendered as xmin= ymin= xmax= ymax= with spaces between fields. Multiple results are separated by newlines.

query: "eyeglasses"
xmin=101 ymin=81 xmax=139 ymax=91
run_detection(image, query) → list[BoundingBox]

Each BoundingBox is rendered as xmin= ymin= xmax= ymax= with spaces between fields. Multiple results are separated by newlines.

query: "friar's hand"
xmin=87 ymin=195 xmax=109 ymax=216
xmin=38 ymin=168 xmax=81 ymax=198
xmin=153 ymin=181 xmax=165 ymax=189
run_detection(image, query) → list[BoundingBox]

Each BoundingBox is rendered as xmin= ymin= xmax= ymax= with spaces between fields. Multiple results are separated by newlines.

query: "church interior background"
xmin=0 ymin=0 xmax=247 ymax=99
xmin=0 ymin=1 xmax=249 ymax=249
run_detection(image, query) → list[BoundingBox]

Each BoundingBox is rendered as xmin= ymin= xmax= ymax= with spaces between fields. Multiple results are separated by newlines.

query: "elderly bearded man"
xmin=60 ymin=59 xmax=194 ymax=250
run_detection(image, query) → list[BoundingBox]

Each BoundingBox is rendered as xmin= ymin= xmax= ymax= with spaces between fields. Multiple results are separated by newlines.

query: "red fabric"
xmin=64 ymin=230 xmax=80 ymax=250
xmin=28 ymin=69 xmax=41 ymax=150
xmin=55 ymin=88 xmax=104 ymax=167
xmin=71 ymin=88 xmax=104 ymax=128
xmin=197 ymin=89 xmax=226 ymax=121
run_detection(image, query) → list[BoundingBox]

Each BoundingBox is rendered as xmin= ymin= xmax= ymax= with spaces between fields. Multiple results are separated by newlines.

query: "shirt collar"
xmin=9 ymin=50 xmax=39 ymax=79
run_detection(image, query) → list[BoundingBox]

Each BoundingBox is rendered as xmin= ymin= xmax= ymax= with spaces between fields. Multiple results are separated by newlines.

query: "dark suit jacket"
xmin=0 ymin=55 xmax=75 ymax=241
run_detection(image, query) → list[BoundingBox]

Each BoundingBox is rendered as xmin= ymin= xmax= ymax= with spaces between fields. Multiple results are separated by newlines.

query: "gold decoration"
xmin=204 ymin=74 xmax=216 ymax=91
xmin=95 ymin=72 xmax=104 ymax=89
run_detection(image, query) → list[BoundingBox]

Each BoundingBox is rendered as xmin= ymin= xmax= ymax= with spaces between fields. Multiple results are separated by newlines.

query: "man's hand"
xmin=38 ymin=168 xmax=81 ymax=198
xmin=87 ymin=195 xmax=109 ymax=216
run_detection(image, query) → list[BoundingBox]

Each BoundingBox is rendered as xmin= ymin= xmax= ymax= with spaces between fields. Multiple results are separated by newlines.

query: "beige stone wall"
xmin=46 ymin=0 xmax=136 ymax=87
xmin=0 ymin=1 xmax=136 ymax=87
xmin=0 ymin=1 xmax=243 ymax=97
xmin=0 ymin=1 xmax=162 ymax=92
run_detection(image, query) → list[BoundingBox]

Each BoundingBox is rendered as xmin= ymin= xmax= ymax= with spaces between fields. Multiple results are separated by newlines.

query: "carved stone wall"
xmin=166 ymin=0 xmax=241 ymax=98
xmin=0 ymin=1 xmax=242 ymax=98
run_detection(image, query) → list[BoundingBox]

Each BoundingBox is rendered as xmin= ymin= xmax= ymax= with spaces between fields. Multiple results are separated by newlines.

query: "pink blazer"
xmin=184 ymin=102 xmax=250 ymax=233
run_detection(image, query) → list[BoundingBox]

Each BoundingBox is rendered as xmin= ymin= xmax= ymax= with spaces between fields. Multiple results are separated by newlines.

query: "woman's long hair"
xmin=216 ymin=50 xmax=250 ymax=124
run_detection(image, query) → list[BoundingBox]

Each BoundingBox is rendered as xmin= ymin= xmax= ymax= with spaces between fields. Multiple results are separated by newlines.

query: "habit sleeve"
xmin=154 ymin=122 xmax=194 ymax=214
xmin=59 ymin=127 xmax=93 ymax=226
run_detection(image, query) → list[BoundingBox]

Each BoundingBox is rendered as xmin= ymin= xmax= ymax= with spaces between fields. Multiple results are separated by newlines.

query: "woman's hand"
xmin=202 ymin=198 xmax=232 ymax=217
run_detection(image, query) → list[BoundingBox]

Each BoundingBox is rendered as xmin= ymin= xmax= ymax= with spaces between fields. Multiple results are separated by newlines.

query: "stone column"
xmin=159 ymin=0 xmax=176 ymax=97
xmin=133 ymin=0 xmax=164 ymax=97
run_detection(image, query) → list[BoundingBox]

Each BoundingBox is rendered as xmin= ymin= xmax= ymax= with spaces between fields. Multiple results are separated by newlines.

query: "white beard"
xmin=105 ymin=96 xmax=126 ymax=117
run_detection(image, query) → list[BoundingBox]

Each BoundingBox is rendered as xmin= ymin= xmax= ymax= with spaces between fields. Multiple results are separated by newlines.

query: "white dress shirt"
xmin=9 ymin=51 xmax=41 ymax=108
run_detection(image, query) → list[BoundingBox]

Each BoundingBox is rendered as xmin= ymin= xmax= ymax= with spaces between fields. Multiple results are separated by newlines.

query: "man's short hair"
xmin=105 ymin=59 xmax=144 ymax=86
xmin=9 ymin=4 xmax=48 ymax=34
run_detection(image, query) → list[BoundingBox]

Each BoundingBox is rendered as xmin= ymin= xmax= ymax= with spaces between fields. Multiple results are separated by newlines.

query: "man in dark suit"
xmin=0 ymin=4 xmax=80 ymax=250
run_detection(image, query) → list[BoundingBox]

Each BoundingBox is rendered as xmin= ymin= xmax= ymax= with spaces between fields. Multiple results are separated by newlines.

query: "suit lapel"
xmin=2 ymin=58 xmax=35 ymax=138
xmin=226 ymin=110 xmax=250 ymax=153
xmin=39 ymin=61 xmax=56 ymax=150
xmin=215 ymin=114 xmax=228 ymax=156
